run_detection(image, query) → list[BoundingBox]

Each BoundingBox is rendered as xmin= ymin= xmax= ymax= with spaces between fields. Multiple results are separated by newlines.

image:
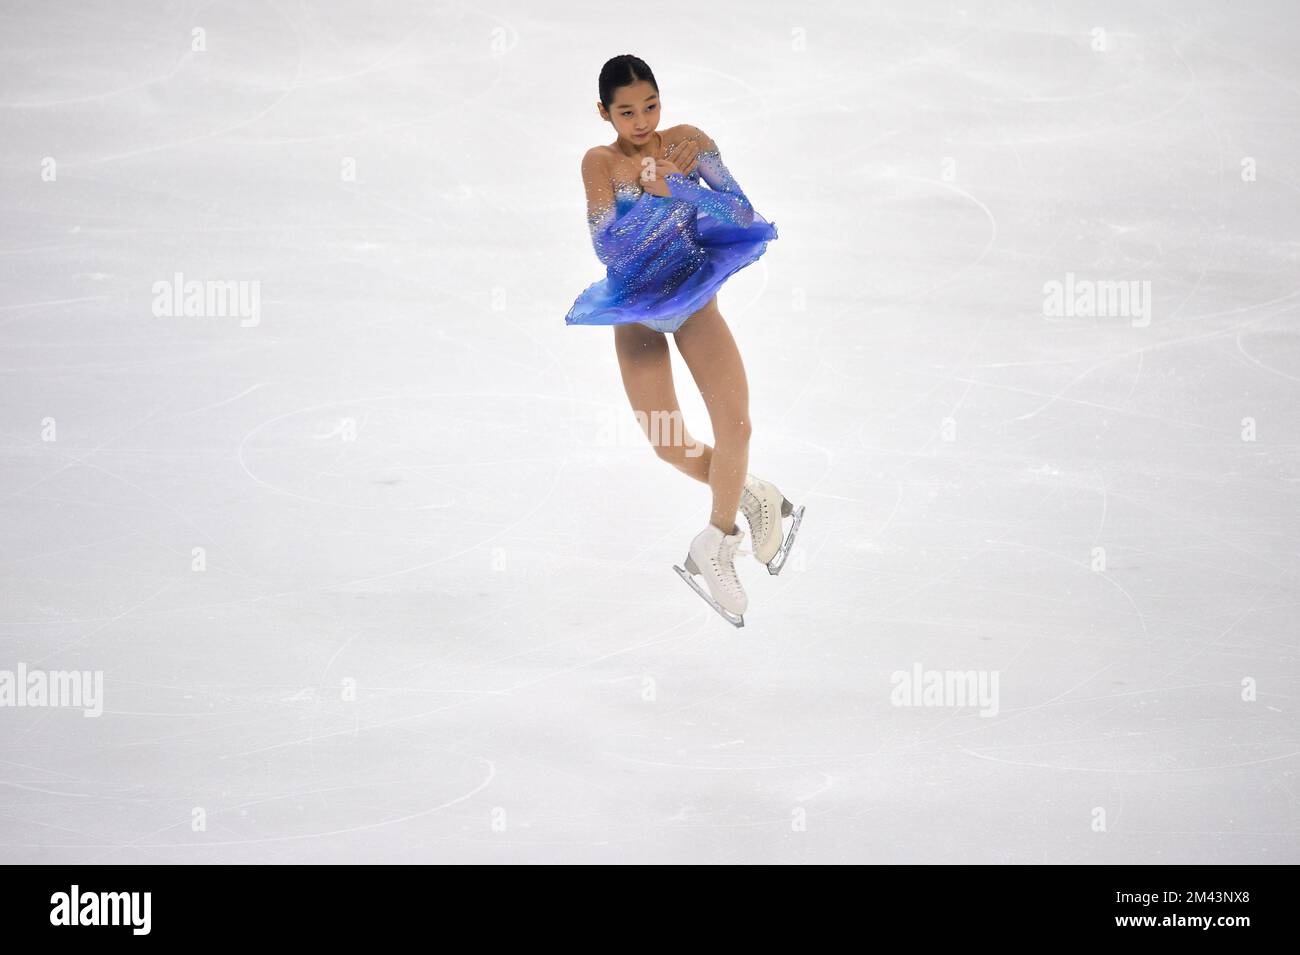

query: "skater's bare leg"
xmin=672 ymin=296 xmax=750 ymax=535
xmin=614 ymin=320 xmax=714 ymax=482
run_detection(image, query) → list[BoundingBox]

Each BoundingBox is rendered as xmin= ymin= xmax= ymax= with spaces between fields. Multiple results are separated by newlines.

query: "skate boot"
xmin=739 ymin=472 xmax=806 ymax=575
xmin=673 ymin=522 xmax=748 ymax=627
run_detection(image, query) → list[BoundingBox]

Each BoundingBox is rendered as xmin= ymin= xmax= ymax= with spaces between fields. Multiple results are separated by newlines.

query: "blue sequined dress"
xmin=564 ymin=142 xmax=778 ymax=333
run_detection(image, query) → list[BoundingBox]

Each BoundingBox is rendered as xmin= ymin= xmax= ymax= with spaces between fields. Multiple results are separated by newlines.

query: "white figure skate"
xmin=673 ymin=522 xmax=748 ymax=628
xmin=739 ymin=473 xmax=806 ymax=575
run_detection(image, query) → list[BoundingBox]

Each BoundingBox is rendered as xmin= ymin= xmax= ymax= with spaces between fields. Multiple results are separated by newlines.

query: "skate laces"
xmin=716 ymin=532 xmax=745 ymax=594
xmin=733 ymin=520 xmax=753 ymax=557
xmin=738 ymin=488 xmax=766 ymax=555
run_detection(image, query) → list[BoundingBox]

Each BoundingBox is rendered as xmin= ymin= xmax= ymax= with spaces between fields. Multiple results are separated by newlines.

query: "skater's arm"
xmin=583 ymin=147 xmax=668 ymax=268
xmin=582 ymin=148 xmax=620 ymax=265
xmin=662 ymin=126 xmax=755 ymax=228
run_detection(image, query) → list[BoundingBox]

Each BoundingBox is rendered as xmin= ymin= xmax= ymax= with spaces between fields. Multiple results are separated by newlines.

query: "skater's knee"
xmin=717 ymin=415 xmax=752 ymax=445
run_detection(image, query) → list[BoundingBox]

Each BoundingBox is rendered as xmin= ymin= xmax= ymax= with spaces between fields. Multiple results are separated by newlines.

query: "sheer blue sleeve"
xmin=590 ymin=188 xmax=663 ymax=257
xmin=585 ymin=160 xmax=684 ymax=268
xmin=588 ymin=203 xmax=618 ymax=266
xmin=663 ymin=146 xmax=756 ymax=228
xmin=582 ymin=149 xmax=617 ymax=265
xmin=589 ymin=186 xmax=698 ymax=285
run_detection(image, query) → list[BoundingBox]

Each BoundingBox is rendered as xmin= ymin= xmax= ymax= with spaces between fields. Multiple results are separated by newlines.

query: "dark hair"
xmin=598 ymin=55 xmax=658 ymax=111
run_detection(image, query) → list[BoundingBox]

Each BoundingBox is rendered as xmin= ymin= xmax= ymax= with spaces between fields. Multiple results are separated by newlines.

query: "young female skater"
xmin=565 ymin=54 xmax=804 ymax=627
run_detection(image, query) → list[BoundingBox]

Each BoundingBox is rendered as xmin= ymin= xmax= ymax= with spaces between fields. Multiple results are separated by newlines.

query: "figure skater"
xmin=564 ymin=54 xmax=805 ymax=627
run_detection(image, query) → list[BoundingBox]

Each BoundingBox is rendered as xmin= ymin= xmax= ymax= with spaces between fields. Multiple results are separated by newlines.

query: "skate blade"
xmin=765 ymin=504 xmax=806 ymax=576
xmin=672 ymin=564 xmax=745 ymax=628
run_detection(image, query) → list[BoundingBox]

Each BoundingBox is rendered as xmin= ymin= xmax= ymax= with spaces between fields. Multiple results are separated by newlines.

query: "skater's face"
xmin=600 ymin=80 xmax=660 ymax=146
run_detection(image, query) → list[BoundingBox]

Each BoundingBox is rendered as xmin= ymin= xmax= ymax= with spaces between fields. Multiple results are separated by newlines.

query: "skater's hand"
xmin=663 ymin=138 xmax=700 ymax=177
xmin=639 ymin=155 xmax=686 ymax=197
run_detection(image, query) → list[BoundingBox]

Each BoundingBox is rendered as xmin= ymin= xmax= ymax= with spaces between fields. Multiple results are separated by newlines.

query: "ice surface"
xmin=0 ymin=0 xmax=1297 ymax=863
